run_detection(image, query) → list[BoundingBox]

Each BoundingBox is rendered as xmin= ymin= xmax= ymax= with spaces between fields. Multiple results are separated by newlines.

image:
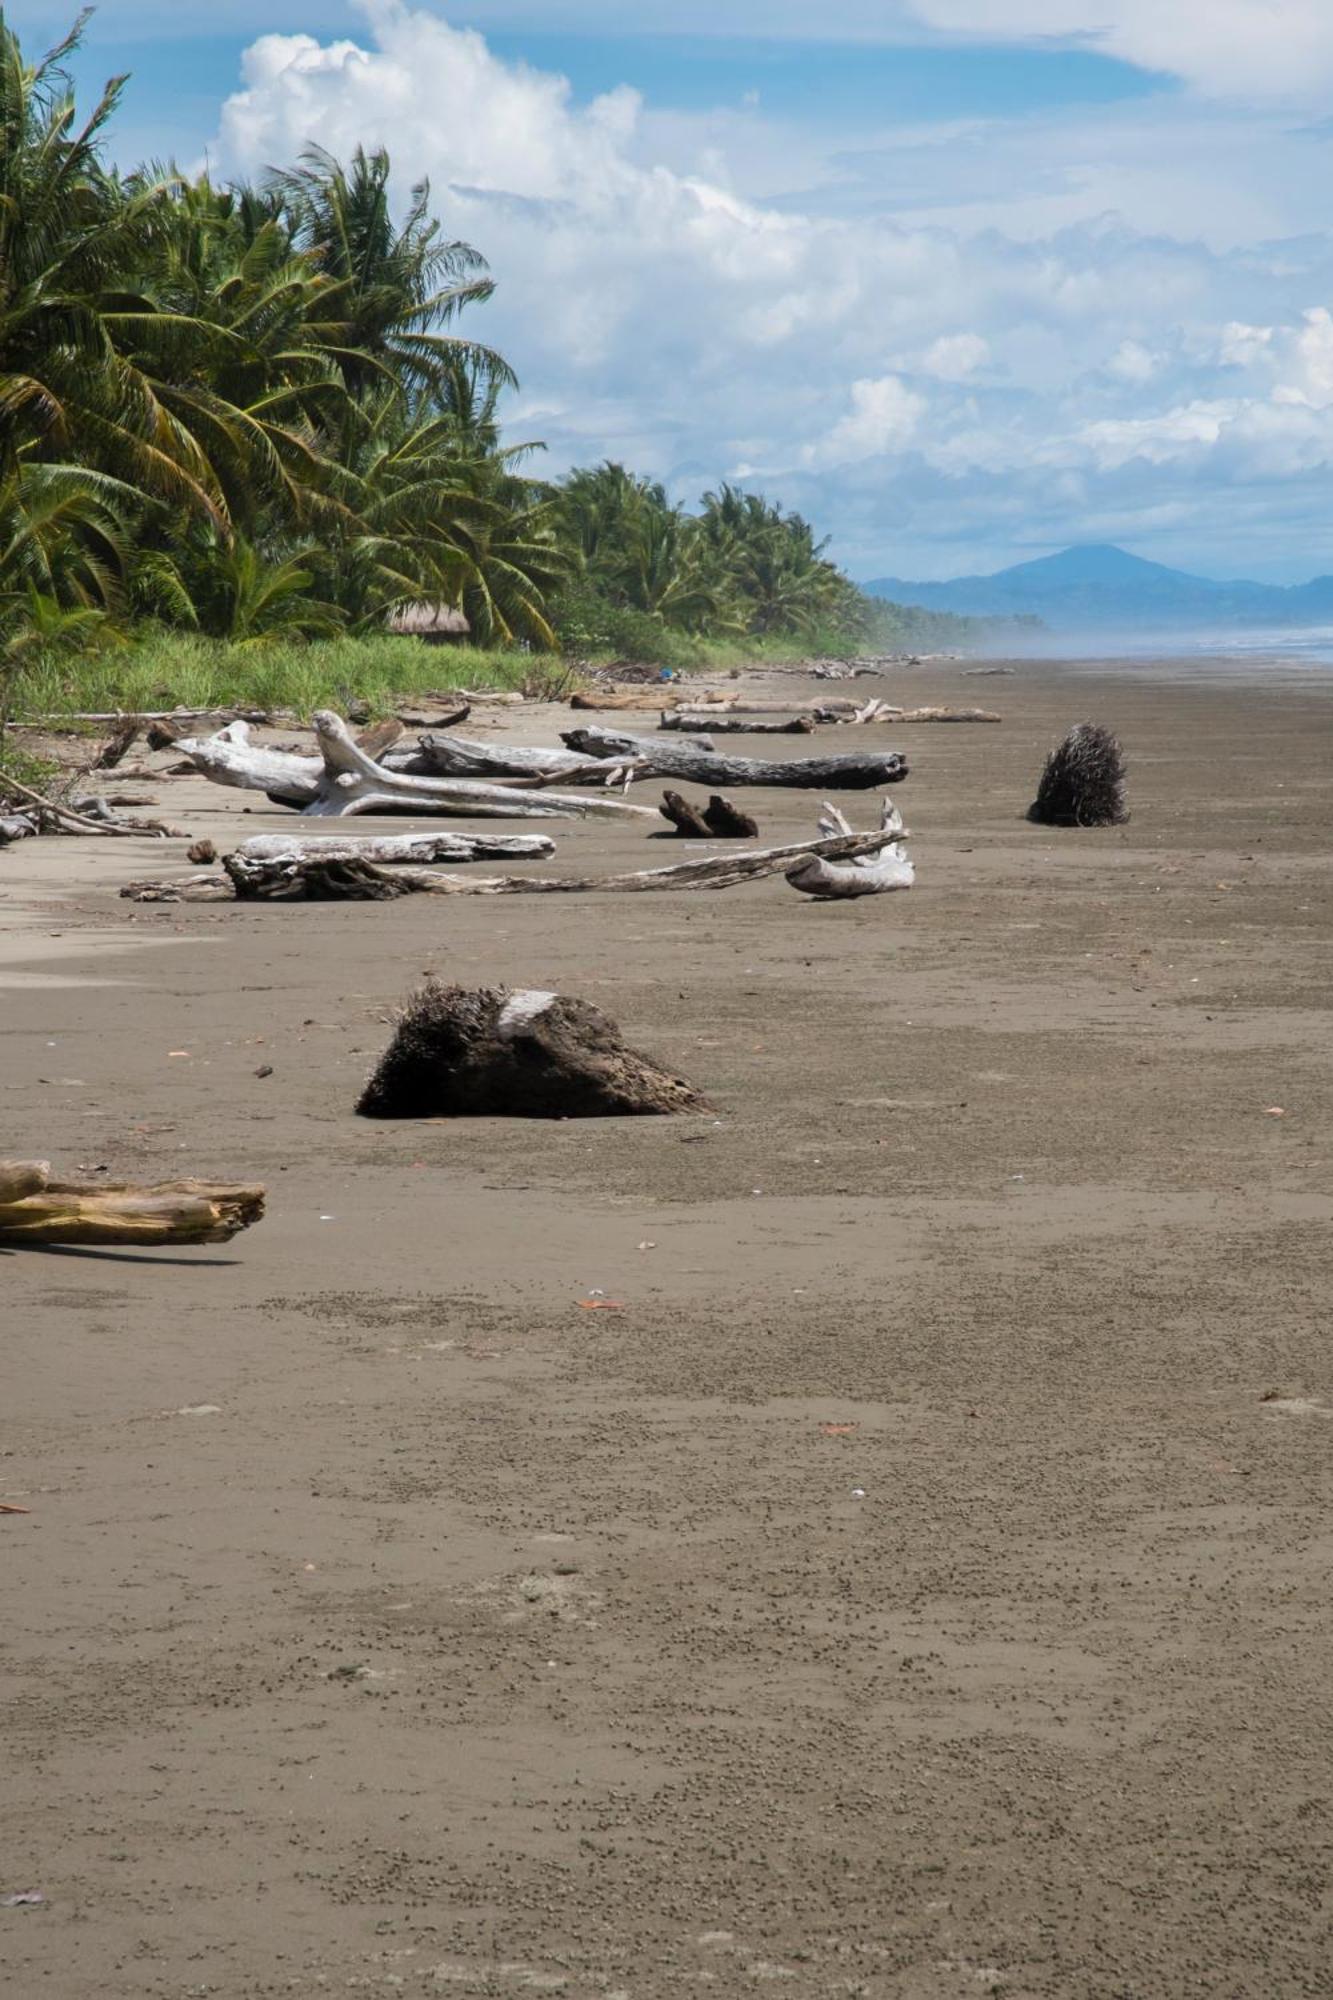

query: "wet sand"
xmin=3 ymin=659 xmax=1332 ymax=1998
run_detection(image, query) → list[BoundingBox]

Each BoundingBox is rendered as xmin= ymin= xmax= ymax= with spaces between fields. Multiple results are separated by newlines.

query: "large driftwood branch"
xmin=406 ymin=732 xmax=646 ymax=786
xmin=221 ymin=812 xmax=908 ymax=900
xmin=785 ymin=803 xmax=914 ymax=899
xmin=235 ymin=830 xmax=557 ymax=864
xmin=563 ymin=724 xmax=908 ymax=790
xmin=0 ymin=1161 xmax=265 ymax=1246
xmin=176 ymin=712 xmax=656 ymax=820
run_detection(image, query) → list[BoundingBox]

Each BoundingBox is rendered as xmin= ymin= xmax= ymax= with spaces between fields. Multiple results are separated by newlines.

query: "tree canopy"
xmin=0 ymin=9 xmax=894 ymax=675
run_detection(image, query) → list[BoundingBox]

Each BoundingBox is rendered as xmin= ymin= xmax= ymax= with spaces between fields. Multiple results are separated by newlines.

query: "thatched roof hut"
xmin=387 ymin=602 xmax=471 ymax=644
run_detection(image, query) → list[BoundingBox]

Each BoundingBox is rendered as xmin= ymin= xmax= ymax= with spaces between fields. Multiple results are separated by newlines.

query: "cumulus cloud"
xmin=214 ymin=3 xmax=1333 ymax=577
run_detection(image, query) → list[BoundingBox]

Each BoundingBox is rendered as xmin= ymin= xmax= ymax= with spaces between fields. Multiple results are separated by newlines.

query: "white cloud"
xmin=214 ymin=3 xmax=1333 ymax=579
xmin=909 ymin=0 xmax=1333 ymax=101
xmin=921 ymin=333 xmax=989 ymax=380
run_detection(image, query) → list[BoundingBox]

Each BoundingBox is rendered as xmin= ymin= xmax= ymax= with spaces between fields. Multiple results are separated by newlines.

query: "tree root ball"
xmin=1027 ymin=722 xmax=1128 ymax=827
xmin=357 ymin=984 xmax=710 ymax=1119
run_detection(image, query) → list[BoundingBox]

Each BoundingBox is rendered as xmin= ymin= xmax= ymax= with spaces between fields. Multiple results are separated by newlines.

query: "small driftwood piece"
xmin=358 ymin=985 xmax=708 ymax=1119
xmin=785 ymin=803 xmax=914 ymax=900
xmin=659 ymin=790 xmax=758 ymax=838
xmin=394 ymin=700 xmax=470 ymax=730
xmin=220 ymin=811 xmax=902 ymax=900
xmin=659 ymin=711 xmax=815 ymax=736
xmin=563 ymin=725 xmax=908 ymax=790
xmin=177 ymin=712 xmax=656 ymax=821
xmin=0 ymin=812 xmax=38 ymax=843
xmin=0 ymin=1160 xmax=265 ymax=1246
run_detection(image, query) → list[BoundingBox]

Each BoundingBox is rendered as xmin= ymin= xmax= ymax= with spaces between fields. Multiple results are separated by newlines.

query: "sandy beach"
xmin=3 ymin=657 xmax=1332 ymax=1999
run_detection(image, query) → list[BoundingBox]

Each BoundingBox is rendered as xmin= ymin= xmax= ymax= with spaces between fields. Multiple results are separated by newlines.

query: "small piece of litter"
xmin=637 ymin=1241 xmax=656 ymax=1251
xmin=167 ymin=1050 xmax=191 ymax=1060
xmin=819 ymin=1423 xmax=860 ymax=1436
xmin=254 ymin=1064 xmax=274 ymax=1079
xmin=577 ymin=1299 xmax=624 ymax=1311
xmin=2 ymin=1893 xmax=46 ymax=1908
xmin=1264 ymin=1106 xmax=1287 ymax=1117
xmin=850 ymin=1487 xmax=867 ymax=1500
xmin=303 ymin=1562 xmax=318 ymax=1573
xmin=177 ymin=1404 xmax=221 ymax=1417
xmin=0 ymin=1504 xmax=32 ymax=1516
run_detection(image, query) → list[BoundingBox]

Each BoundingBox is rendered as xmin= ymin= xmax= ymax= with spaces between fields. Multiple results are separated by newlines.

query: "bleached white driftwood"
xmin=220 ymin=808 xmax=909 ymax=900
xmin=563 ymin=724 xmax=908 ymax=789
xmin=177 ymin=711 xmax=656 ymax=821
xmin=785 ymin=802 xmax=914 ymax=899
xmin=407 ymin=733 xmax=646 ymax=786
xmin=235 ymin=830 xmax=557 ymax=864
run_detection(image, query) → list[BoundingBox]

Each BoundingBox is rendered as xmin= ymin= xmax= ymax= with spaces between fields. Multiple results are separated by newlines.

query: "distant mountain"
xmin=865 ymin=544 xmax=1333 ymax=631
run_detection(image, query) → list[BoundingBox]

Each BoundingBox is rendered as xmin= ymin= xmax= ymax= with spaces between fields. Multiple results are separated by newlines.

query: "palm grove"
xmin=1 ymin=11 xmax=916 ymax=702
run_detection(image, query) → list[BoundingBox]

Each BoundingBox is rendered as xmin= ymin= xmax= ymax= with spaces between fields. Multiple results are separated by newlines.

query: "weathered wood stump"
xmin=659 ymin=791 xmax=758 ymax=838
xmin=357 ymin=987 xmax=708 ymax=1119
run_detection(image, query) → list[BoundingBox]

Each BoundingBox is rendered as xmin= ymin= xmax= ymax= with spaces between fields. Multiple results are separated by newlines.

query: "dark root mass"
xmin=1027 ymin=722 xmax=1128 ymax=828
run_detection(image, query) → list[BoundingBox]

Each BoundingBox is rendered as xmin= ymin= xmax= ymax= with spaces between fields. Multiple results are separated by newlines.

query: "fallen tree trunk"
xmin=569 ymin=687 xmax=737 ymax=712
xmin=220 ymin=814 xmax=906 ymax=900
xmin=235 ymin=830 xmax=557 ymax=864
xmin=407 ymin=732 xmax=648 ymax=784
xmin=358 ymin=985 xmax=708 ymax=1119
xmin=785 ymin=804 xmax=914 ymax=899
xmin=563 ymin=725 xmax=908 ymax=790
xmin=659 ymin=712 xmax=814 ymax=736
xmin=176 ymin=712 xmax=657 ymax=821
xmin=0 ymin=812 xmax=38 ymax=844
xmin=0 ymin=1160 xmax=265 ymax=1246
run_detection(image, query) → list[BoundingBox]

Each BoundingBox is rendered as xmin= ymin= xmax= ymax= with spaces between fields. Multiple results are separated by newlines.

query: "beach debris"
xmin=0 ymin=771 xmax=179 ymax=839
xmin=175 ymin=710 xmax=656 ymax=820
xmin=0 ymin=1159 xmax=264 ymax=1247
xmin=564 ymin=723 xmax=908 ymax=790
xmin=204 ymin=807 xmax=906 ymax=900
xmin=659 ymin=711 xmax=816 ymax=736
xmin=1 ymin=1891 xmax=46 ymax=1907
xmin=659 ymin=790 xmax=758 ymax=839
xmin=187 ymin=838 xmax=218 ymax=865
xmin=0 ymin=1503 xmax=32 ymax=1515
xmin=1027 ymin=722 xmax=1128 ymax=827
xmin=405 ymin=732 xmax=643 ymax=786
xmin=357 ymin=985 xmax=710 ymax=1120
xmin=785 ymin=802 xmax=914 ymax=899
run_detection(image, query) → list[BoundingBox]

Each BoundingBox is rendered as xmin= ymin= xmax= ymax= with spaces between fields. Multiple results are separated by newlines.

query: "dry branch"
xmin=0 ymin=1161 xmax=265 ymax=1246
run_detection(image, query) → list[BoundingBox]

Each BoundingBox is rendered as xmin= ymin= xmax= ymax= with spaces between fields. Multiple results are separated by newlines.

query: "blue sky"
xmin=15 ymin=1 xmax=1333 ymax=581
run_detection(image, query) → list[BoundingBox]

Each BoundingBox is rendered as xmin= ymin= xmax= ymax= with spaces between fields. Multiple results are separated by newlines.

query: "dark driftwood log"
xmin=358 ymin=986 xmax=708 ymax=1119
xmin=563 ymin=725 xmax=908 ymax=790
xmin=659 ymin=711 xmax=815 ymax=736
xmin=0 ymin=1160 xmax=265 ymax=1245
xmin=1027 ymin=723 xmax=1128 ymax=827
xmin=659 ymin=790 xmax=758 ymax=838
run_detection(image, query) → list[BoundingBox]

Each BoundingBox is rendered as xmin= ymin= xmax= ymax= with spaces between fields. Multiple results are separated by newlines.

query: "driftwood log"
xmin=563 ymin=725 xmax=907 ymax=790
xmin=176 ymin=712 xmax=656 ymax=821
xmin=217 ymin=810 xmax=906 ymax=901
xmin=406 ymin=732 xmax=646 ymax=785
xmin=0 ymin=1160 xmax=265 ymax=1246
xmin=659 ymin=791 xmax=758 ymax=838
xmin=785 ymin=804 xmax=914 ymax=899
xmin=236 ymin=830 xmax=557 ymax=865
xmin=358 ymin=985 xmax=707 ymax=1119
xmin=659 ymin=711 xmax=814 ymax=736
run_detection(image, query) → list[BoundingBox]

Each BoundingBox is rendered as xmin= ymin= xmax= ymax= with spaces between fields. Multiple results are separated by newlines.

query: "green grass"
xmin=7 ymin=632 xmax=581 ymax=721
